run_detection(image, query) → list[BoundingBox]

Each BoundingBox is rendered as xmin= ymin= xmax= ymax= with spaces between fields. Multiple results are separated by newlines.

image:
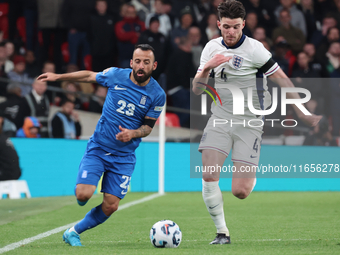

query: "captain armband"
xmin=259 ymin=58 xmax=276 ymax=74
xmin=143 ymin=118 xmax=156 ymax=128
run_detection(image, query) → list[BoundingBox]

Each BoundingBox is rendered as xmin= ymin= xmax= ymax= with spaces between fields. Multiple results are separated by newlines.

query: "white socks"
xmin=69 ymin=226 xmax=78 ymax=234
xmin=251 ymin=178 xmax=257 ymax=193
xmin=202 ymin=180 xmax=229 ymax=236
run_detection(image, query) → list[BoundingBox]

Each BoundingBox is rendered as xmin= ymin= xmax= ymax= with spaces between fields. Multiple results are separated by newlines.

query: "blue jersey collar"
xmin=221 ymin=33 xmax=246 ymax=49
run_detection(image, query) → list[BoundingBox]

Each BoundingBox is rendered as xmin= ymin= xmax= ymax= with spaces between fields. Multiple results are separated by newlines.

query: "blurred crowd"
xmin=0 ymin=0 xmax=338 ymax=144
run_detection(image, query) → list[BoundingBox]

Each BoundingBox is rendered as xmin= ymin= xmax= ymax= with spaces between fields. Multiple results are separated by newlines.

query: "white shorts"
xmin=198 ymin=116 xmax=263 ymax=166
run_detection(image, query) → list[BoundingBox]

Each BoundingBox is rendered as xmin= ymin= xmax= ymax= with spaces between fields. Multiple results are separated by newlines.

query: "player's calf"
xmin=102 ymin=193 xmax=120 ymax=216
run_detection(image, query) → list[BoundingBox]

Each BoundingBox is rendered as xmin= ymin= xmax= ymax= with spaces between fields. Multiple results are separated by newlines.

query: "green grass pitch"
xmin=1 ymin=192 xmax=340 ymax=255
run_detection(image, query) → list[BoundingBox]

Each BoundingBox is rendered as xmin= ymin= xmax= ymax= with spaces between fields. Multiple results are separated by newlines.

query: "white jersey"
xmin=198 ymin=35 xmax=279 ymax=119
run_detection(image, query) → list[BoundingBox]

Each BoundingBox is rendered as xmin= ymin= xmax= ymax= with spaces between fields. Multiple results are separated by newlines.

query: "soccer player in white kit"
xmin=192 ymin=0 xmax=322 ymax=245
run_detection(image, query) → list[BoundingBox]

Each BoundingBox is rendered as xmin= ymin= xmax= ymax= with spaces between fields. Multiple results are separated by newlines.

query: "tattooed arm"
xmin=115 ymin=116 xmax=156 ymax=142
xmin=133 ymin=125 xmax=153 ymax=138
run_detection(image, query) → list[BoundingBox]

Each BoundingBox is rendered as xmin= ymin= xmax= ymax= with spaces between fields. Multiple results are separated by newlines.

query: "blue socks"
xmin=74 ymin=204 xmax=110 ymax=234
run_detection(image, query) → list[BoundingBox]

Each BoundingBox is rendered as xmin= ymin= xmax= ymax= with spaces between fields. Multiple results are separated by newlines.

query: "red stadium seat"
xmin=16 ymin=16 xmax=26 ymax=42
xmin=0 ymin=3 xmax=9 ymax=39
xmin=156 ymin=112 xmax=181 ymax=127
xmin=82 ymin=102 xmax=89 ymax=111
xmin=61 ymin=42 xmax=70 ymax=63
xmin=84 ymin=54 xmax=92 ymax=71
xmin=0 ymin=3 xmax=8 ymax=16
xmin=38 ymin=31 xmax=43 ymax=46
xmin=285 ymin=50 xmax=296 ymax=77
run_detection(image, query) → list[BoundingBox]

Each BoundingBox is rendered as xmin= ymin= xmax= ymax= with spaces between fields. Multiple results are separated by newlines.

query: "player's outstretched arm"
xmin=192 ymin=54 xmax=232 ymax=95
xmin=268 ymin=68 xmax=322 ymax=127
xmin=115 ymin=117 xmax=156 ymax=143
xmin=37 ymin=71 xmax=98 ymax=83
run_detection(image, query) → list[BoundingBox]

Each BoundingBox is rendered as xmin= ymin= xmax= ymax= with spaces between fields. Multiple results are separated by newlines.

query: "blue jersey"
xmin=90 ymin=67 xmax=166 ymax=155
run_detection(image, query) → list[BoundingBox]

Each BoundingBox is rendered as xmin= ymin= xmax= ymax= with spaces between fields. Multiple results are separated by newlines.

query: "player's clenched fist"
xmin=37 ymin=72 xmax=60 ymax=82
xmin=116 ymin=125 xmax=133 ymax=142
xmin=203 ymin=54 xmax=232 ymax=71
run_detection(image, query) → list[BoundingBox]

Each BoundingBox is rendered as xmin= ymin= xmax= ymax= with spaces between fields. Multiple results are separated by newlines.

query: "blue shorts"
xmin=76 ymin=141 xmax=136 ymax=199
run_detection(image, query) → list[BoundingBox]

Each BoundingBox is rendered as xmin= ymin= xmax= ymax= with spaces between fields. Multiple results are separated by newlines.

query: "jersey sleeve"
xmin=197 ymin=42 xmax=212 ymax=73
xmin=96 ymin=67 xmax=118 ymax=87
xmin=146 ymin=91 xmax=166 ymax=119
xmin=252 ymin=43 xmax=279 ymax=76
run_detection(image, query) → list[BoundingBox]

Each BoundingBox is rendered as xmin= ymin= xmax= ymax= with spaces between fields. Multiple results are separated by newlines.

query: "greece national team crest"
xmin=232 ymin=55 xmax=243 ymax=70
xmin=140 ymin=95 xmax=147 ymax=105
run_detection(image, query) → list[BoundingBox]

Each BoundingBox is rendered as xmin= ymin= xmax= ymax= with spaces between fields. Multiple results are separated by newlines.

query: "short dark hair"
xmin=327 ymin=26 xmax=339 ymax=36
xmin=134 ymin=44 xmax=156 ymax=59
xmin=43 ymin=60 xmax=55 ymax=66
xmin=297 ymin=51 xmax=308 ymax=56
xmin=61 ymin=98 xmax=75 ymax=106
xmin=324 ymin=13 xmax=336 ymax=21
xmin=162 ymin=0 xmax=172 ymax=5
xmin=279 ymin=8 xmax=290 ymax=17
xmin=126 ymin=3 xmax=135 ymax=9
xmin=217 ymin=0 xmax=246 ymax=20
xmin=135 ymin=44 xmax=155 ymax=53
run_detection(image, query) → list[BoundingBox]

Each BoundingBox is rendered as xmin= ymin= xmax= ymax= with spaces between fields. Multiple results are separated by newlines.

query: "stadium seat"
xmin=156 ymin=112 xmax=181 ymax=127
xmin=61 ymin=42 xmax=70 ymax=63
xmin=0 ymin=3 xmax=9 ymax=39
xmin=84 ymin=54 xmax=92 ymax=71
xmin=82 ymin=102 xmax=89 ymax=111
xmin=16 ymin=16 xmax=26 ymax=42
xmin=0 ymin=180 xmax=31 ymax=199
xmin=286 ymin=50 xmax=296 ymax=77
xmin=0 ymin=3 xmax=8 ymax=16
xmin=38 ymin=30 xmax=43 ymax=46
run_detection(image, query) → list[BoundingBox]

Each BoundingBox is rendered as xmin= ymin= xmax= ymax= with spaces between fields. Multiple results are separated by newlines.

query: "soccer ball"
xmin=149 ymin=220 xmax=182 ymax=248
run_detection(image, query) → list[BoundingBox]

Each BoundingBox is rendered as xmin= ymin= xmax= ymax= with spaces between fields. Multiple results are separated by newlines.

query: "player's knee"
xmin=103 ymin=203 xmax=119 ymax=216
xmin=232 ymin=187 xmax=250 ymax=199
xmin=76 ymin=190 xmax=92 ymax=202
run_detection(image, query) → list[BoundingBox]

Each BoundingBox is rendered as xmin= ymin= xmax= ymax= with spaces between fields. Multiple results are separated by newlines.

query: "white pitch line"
xmin=32 ymin=237 xmax=340 ymax=245
xmin=87 ymin=238 xmax=340 ymax=243
xmin=0 ymin=193 xmax=164 ymax=254
xmin=182 ymin=238 xmax=340 ymax=242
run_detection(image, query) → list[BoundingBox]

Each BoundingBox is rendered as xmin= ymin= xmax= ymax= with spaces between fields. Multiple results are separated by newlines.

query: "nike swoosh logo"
xmin=209 ymin=204 xmax=219 ymax=209
xmin=250 ymin=155 xmax=257 ymax=158
xmin=115 ymin=85 xmax=126 ymax=90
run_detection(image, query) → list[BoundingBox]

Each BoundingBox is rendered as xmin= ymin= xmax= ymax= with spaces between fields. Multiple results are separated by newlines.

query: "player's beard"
xmin=223 ymin=32 xmax=242 ymax=47
xmin=133 ymin=69 xmax=152 ymax=84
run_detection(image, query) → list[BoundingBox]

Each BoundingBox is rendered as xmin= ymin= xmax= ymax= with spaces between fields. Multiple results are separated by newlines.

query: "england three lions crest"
xmin=232 ymin=55 xmax=243 ymax=70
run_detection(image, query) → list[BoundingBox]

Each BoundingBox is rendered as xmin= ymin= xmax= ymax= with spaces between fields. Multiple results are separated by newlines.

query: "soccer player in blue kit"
xmin=38 ymin=44 xmax=166 ymax=246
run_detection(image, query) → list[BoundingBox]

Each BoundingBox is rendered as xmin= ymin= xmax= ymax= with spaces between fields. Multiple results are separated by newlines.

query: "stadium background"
xmin=0 ymin=0 xmax=339 ymax=254
xmin=0 ymin=0 xmax=338 ymax=193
